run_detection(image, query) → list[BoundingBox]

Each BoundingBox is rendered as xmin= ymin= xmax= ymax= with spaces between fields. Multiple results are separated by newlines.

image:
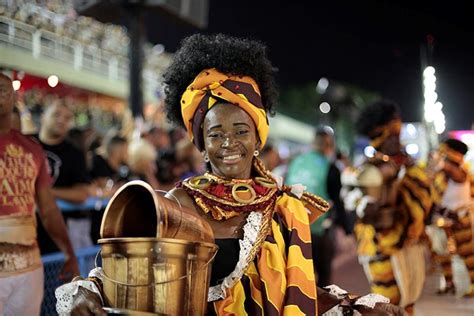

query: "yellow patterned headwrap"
xmin=180 ymin=68 xmax=268 ymax=151
xmin=369 ymin=119 xmax=402 ymax=149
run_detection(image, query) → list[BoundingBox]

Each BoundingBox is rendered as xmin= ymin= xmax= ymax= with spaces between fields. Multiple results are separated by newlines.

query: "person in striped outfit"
xmin=429 ymin=138 xmax=474 ymax=297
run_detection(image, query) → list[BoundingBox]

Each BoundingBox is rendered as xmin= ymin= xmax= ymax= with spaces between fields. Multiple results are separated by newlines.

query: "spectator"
xmin=127 ymin=138 xmax=161 ymax=189
xmin=285 ymin=126 xmax=349 ymax=286
xmin=88 ymin=133 xmax=129 ymax=243
xmin=175 ymin=137 xmax=206 ymax=180
xmin=259 ymin=142 xmax=281 ymax=171
xmin=90 ymin=133 xmax=129 ymax=186
xmin=0 ymin=73 xmax=78 ymax=315
xmin=67 ymin=126 xmax=97 ymax=171
xmin=33 ymin=102 xmax=91 ymax=252
xmin=335 ymin=149 xmax=351 ymax=172
xmin=143 ymin=126 xmax=171 ymax=155
xmin=36 ymin=102 xmax=90 ymax=203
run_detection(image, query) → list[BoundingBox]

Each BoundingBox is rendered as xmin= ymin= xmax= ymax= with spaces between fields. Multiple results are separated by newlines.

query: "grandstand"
xmin=0 ymin=1 xmax=171 ymax=103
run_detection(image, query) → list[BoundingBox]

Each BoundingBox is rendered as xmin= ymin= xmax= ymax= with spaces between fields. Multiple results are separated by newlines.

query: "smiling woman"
xmin=162 ymin=35 xmax=330 ymax=314
xmin=163 ymin=33 xmax=403 ymax=315
xmin=59 ymin=34 xmax=406 ymax=316
xmin=203 ymin=104 xmax=258 ymax=179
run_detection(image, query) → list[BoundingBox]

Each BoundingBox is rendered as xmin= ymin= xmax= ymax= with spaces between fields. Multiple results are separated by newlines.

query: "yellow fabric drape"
xmin=211 ymin=194 xmax=320 ymax=315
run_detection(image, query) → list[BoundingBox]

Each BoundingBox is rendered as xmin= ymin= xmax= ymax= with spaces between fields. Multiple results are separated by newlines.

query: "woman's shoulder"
xmin=275 ymin=190 xmax=329 ymax=226
xmin=166 ymin=186 xmax=197 ymax=211
xmin=274 ymin=192 xmax=312 ymax=225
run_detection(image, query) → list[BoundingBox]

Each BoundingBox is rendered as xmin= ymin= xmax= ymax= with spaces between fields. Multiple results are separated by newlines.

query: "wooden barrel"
xmin=99 ymin=237 xmax=217 ymax=315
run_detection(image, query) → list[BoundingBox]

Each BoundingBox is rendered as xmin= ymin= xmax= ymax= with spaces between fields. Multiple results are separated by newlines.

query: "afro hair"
xmin=356 ymin=99 xmax=400 ymax=137
xmin=443 ymin=138 xmax=468 ymax=155
xmin=163 ymin=33 xmax=278 ymax=128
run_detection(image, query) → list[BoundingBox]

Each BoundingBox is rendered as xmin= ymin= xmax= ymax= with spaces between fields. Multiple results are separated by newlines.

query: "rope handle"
xmin=94 ymin=248 xmax=217 ymax=288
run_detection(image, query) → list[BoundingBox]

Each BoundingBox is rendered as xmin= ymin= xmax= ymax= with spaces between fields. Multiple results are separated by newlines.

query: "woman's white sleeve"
xmin=55 ymin=268 xmax=104 ymax=315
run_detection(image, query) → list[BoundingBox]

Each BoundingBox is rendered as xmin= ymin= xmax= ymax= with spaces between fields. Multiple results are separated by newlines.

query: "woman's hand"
xmin=354 ymin=302 xmax=407 ymax=315
xmin=70 ymin=287 xmax=106 ymax=316
xmin=374 ymin=302 xmax=407 ymax=316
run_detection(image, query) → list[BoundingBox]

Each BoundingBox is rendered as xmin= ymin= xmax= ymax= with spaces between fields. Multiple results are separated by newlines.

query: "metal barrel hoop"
xmin=94 ymin=248 xmax=217 ymax=288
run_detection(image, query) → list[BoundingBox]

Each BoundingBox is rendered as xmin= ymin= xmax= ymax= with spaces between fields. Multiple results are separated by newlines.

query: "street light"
xmin=12 ymin=80 xmax=21 ymax=91
xmin=319 ymin=102 xmax=331 ymax=114
xmin=48 ymin=75 xmax=59 ymax=88
xmin=316 ymin=77 xmax=329 ymax=94
xmin=423 ymin=66 xmax=445 ymax=134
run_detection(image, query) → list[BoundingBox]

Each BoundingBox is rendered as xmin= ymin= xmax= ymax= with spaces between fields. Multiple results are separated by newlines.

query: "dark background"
xmin=141 ymin=0 xmax=473 ymax=130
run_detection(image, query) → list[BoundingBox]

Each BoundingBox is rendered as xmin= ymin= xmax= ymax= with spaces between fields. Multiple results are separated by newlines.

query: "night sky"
xmin=143 ymin=0 xmax=474 ymax=130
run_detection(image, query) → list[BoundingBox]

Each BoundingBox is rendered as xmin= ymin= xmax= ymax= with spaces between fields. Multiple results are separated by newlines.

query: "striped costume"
xmin=180 ymin=159 xmax=330 ymax=315
xmin=210 ymin=193 xmax=322 ymax=315
xmin=430 ymin=167 xmax=474 ymax=296
xmin=453 ymin=203 xmax=474 ymax=295
xmin=429 ymin=170 xmax=454 ymax=291
xmin=343 ymin=155 xmax=432 ymax=311
xmin=178 ymin=68 xmax=332 ymax=314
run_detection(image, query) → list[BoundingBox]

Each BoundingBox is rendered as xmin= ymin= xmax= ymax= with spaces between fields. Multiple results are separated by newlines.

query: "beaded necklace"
xmin=180 ymin=158 xmax=329 ymax=221
xmin=180 ymin=158 xmax=280 ymax=221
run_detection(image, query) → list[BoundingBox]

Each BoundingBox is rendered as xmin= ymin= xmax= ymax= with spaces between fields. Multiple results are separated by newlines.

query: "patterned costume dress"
xmin=180 ymin=158 xmax=329 ymax=315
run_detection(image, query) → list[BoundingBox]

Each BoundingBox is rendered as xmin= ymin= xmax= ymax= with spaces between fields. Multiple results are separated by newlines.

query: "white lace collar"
xmin=208 ymin=211 xmax=263 ymax=301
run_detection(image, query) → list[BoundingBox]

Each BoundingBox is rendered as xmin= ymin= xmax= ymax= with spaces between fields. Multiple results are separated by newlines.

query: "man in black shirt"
xmin=34 ymin=102 xmax=91 ymax=253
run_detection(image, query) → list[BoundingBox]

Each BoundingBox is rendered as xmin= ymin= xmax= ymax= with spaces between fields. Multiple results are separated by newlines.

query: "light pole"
xmin=423 ymin=66 xmax=445 ymax=139
xmin=421 ymin=35 xmax=445 ymax=151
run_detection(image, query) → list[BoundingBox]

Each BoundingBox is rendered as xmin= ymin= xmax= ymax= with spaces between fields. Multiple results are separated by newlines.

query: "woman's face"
xmin=203 ymin=103 xmax=259 ymax=179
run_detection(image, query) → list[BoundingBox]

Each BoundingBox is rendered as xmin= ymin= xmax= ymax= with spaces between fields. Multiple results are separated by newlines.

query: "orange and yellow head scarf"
xmin=180 ymin=68 xmax=268 ymax=151
xmin=368 ymin=119 xmax=402 ymax=149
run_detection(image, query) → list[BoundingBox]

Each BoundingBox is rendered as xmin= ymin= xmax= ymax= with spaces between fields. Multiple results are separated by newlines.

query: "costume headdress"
xmin=180 ymin=68 xmax=268 ymax=150
xmin=368 ymin=119 xmax=402 ymax=149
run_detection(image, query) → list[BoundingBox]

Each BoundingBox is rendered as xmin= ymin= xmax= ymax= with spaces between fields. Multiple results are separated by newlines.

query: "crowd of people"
xmin=1 ymin=0 xmax=129 ymax=55
xmin=16 ymin=87 xmax=125 ymax=135
xmin=1 ymin=0 xmax=171 ymax=79
xmin=3 ymin=78 xmax=209 ymax=252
